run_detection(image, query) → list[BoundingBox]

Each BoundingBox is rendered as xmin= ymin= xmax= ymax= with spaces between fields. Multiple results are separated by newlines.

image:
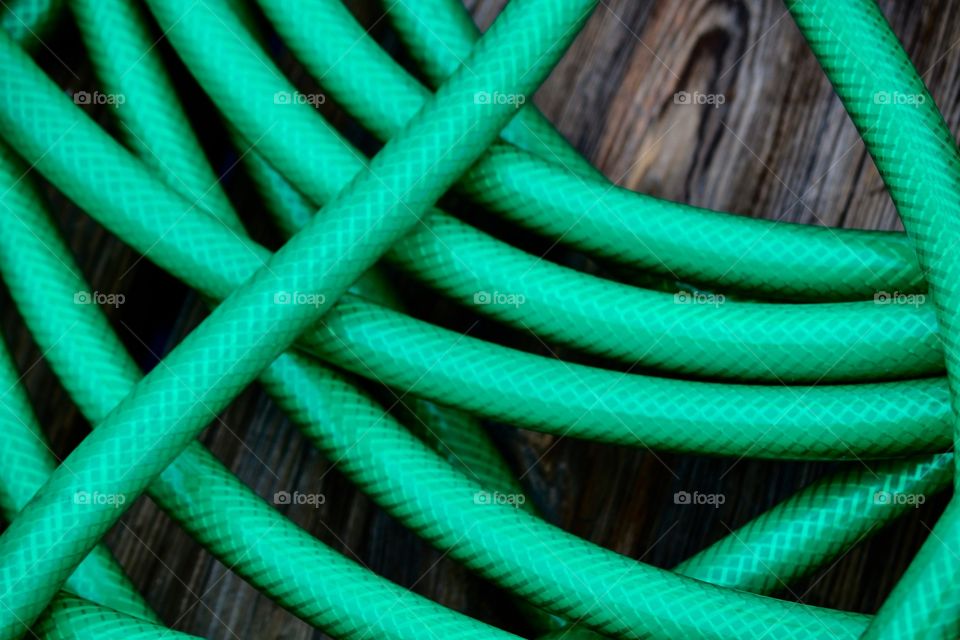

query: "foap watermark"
xmin=873 ymin=91 xmax=925 ymax=107
xmin=473 ymin=490 xmax=526 ymax=508
xmin=873 ymin=490 xmax=925 ymax=508
xmin=674 ymin=490 xmax=725 ymax=508
xmin=674 ymin=290 xmax=725 ymax=307
xmin=273 ymin=491 xmax=326 ymax=508
xmin=473 ymin=290 xmax=526 ymax=308
xmin=274 ymin=290 xmax=327 ymax=308
xmin=72 ymin=90 xmax=126 ymax=107
xmin=273 ymin=90 xmax=326 ymax=107
xmin=74 ymin=290 xmax=125 ymax=308
xmin=874 ymin=291 xmax=925 ymax=307
xmin=474 ymin=91 xmax=526 ymax=108
xmin=74 ymin=491 xmax=126 ymax=509
xmin=674 ymin=91 xmax=725 ymax=108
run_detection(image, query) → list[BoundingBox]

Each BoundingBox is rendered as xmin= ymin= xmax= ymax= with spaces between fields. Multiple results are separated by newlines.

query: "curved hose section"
xmin=261 ymin=349 xmax=869 ymax=640
xmin=0 ymin=139 xmax=523 ymax=640
xmin=68 ymin=0 xmax=238 ymax=229
xmin=0 ymin=30 xmax=950 ymax=458
xmin=1 ymin=0 xmax=60 ymax=46
xmin=262 ymin=0 xmax=923 ymax=301
xmin=0 ymin=1 xmax=597 ymax=633
xmin=0 ymin=325 xmax=156 ymax=622
xmin=34 ymin=595 xmax=199 ymax=640
xmin=153 ymin=0 xmax=942 ymax=383
xmin=308 ymin=299 xmax=951 ymax=456
xmin=786 ymin=0 xmax=960 ymax=638
xmin=674 ymin=454 xmax=953 ymax=592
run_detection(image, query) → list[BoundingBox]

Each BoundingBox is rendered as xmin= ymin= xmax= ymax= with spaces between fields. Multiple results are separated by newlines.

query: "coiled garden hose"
xmin=3 ymin=21 xmax=951 ymax=459
xmin=0 ymin=3 xmax=956 ymax=636
xmin=258 ymin=0 xmax=943 ymax=383
xmin=0 ymin=142 xmax=521 ymax=640
xmin=149 ymin=0 xmax=944 ymax=385
xmin=56 ymin=3 xmax=952 ymax=637
xmin=0 ymin=0 xmax=599 ymax=634
xmin=1 ymin=0 xmax=959 ymax=638
xmin=786 ymin=0 xmax=960 ymax=637
xmin=0 ymin=7 xmax=876 ymax=638
xmin=0 ymin=23 xmax=928 ymax=640
xmin=380 ymin=0 xmax=925 ymax=301
xmin=67 ymin=1 xmax=557 ymax=631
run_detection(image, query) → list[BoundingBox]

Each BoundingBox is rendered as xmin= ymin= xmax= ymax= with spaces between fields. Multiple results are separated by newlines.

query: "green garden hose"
xmin=0 ymin=327 xmax=156 ymax=623
xmin=0 ymin=0 xmax=60 ymax=47
xmin=35 ymin=2 xmax=924 ymax=636
xmin=153 ymin=0 xmax=944 ymax=385
xmin=0 ymin=9 xmax=872 ymax=638
xmin=381 ymin=0 xmax=924 ymax=301
xmin=0 ymin=0 xmax=600 ymax=633
xmin=785 ymin=0 xmax=960 ymax=638
xmin=2 ymin=0 xmax=960 ymax=638
xmin=4 ymin=26 xmax=951 ymax=461
xmin=68 ymin=2 xmax=558 ymax=630
xmin=33 ymin=595 xmax=199 ymax=640
xmin=2 ymin=3 xmax=953 ymax=455
xmin=68 ymin=0 xmax=239 ymax=229
xmin=0 ymin=28 xmax=924 ymax=640
xmin=0 ymin=140 xmax=525 ymax=640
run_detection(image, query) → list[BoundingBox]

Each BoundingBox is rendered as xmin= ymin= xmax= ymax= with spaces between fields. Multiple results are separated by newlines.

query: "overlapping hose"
xmin=784 ymin=0 xmax=960 ymax=637
xmin=69 ymin=0 xmax=555 ymax=630
xmin=0 ymin=0 xmax=599 ymax=634
xmin=0 ymin=7 xmax=876 ymax=639
xmin=50 ymin=3 xmax=952 ymax=636
xmin=3 ymin=12 xmax=951 ymax=460
xmin=0 ymin=141 xmax=521 ymax=640
xmin=381 ymin=0 xmax=925 ymax=301
xmin=155 ymin=0 xmax=946 ymax=384
xmin=1 ymin=0 xmax=959 ymax=638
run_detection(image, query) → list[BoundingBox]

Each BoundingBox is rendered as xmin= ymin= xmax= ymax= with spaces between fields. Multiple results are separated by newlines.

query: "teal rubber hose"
xmin=0 ymin=1 xmax=598 ymax=633
xmin=240 ymin=8 xmax=953 ymax=626
xmin=0 ymin=0 xmax=60 ymax=47
xmin=0 ymin=6 xmax=896 ymax=640
xmin=0 ymin=329 xmax=156 ymax=623
xmin=0 ymin=21 xmax=926 ymax=639
xmin=58 ymin=6 xmax=900 ymax=636
xmin=674 ymin=454 xmax=953 ymax=593
xmin=260 ymin=350 xmax=870 ymax=640
xmin=786 ymin=0 xmax=960 ymax=638
xmin=0 ymin=141 xmax=522 ymax=640
xmin=68 ymin=0 xmax=239 ymax=230
xmin=163 ymin=0 xmax=943 ymax=384
xmin=380 ymin=0 xmax=923 ymax=300
xmin=33 ymin=595 xmax=199 ymax=640
xmin=0 ymin=25 xmax=950 ymax=458
xmin=2 ymin=0 xmax=959 ymax=637
xmin=208 ymin=0 xmax=536 ymax=530
xmin=331 ymin=0 xmax=925 ymax=301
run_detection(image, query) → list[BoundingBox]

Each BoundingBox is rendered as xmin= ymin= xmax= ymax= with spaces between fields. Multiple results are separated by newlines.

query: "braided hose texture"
xmin=179 ymin=0 xmax=943 ymax=383
xmin=2 ymin=0 xmax=959 ymax=637
xmin=385 ymin=0 xmax=925 ymax=300
xmin=0 ymin=0 xmax=597 ymax=633
xmin=0 ymin=136 xmax=524 ymax=639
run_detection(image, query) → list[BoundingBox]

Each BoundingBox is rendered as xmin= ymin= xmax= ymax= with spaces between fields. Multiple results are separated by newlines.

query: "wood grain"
xmin=4 ymin=0 xmax=959 ymax=637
